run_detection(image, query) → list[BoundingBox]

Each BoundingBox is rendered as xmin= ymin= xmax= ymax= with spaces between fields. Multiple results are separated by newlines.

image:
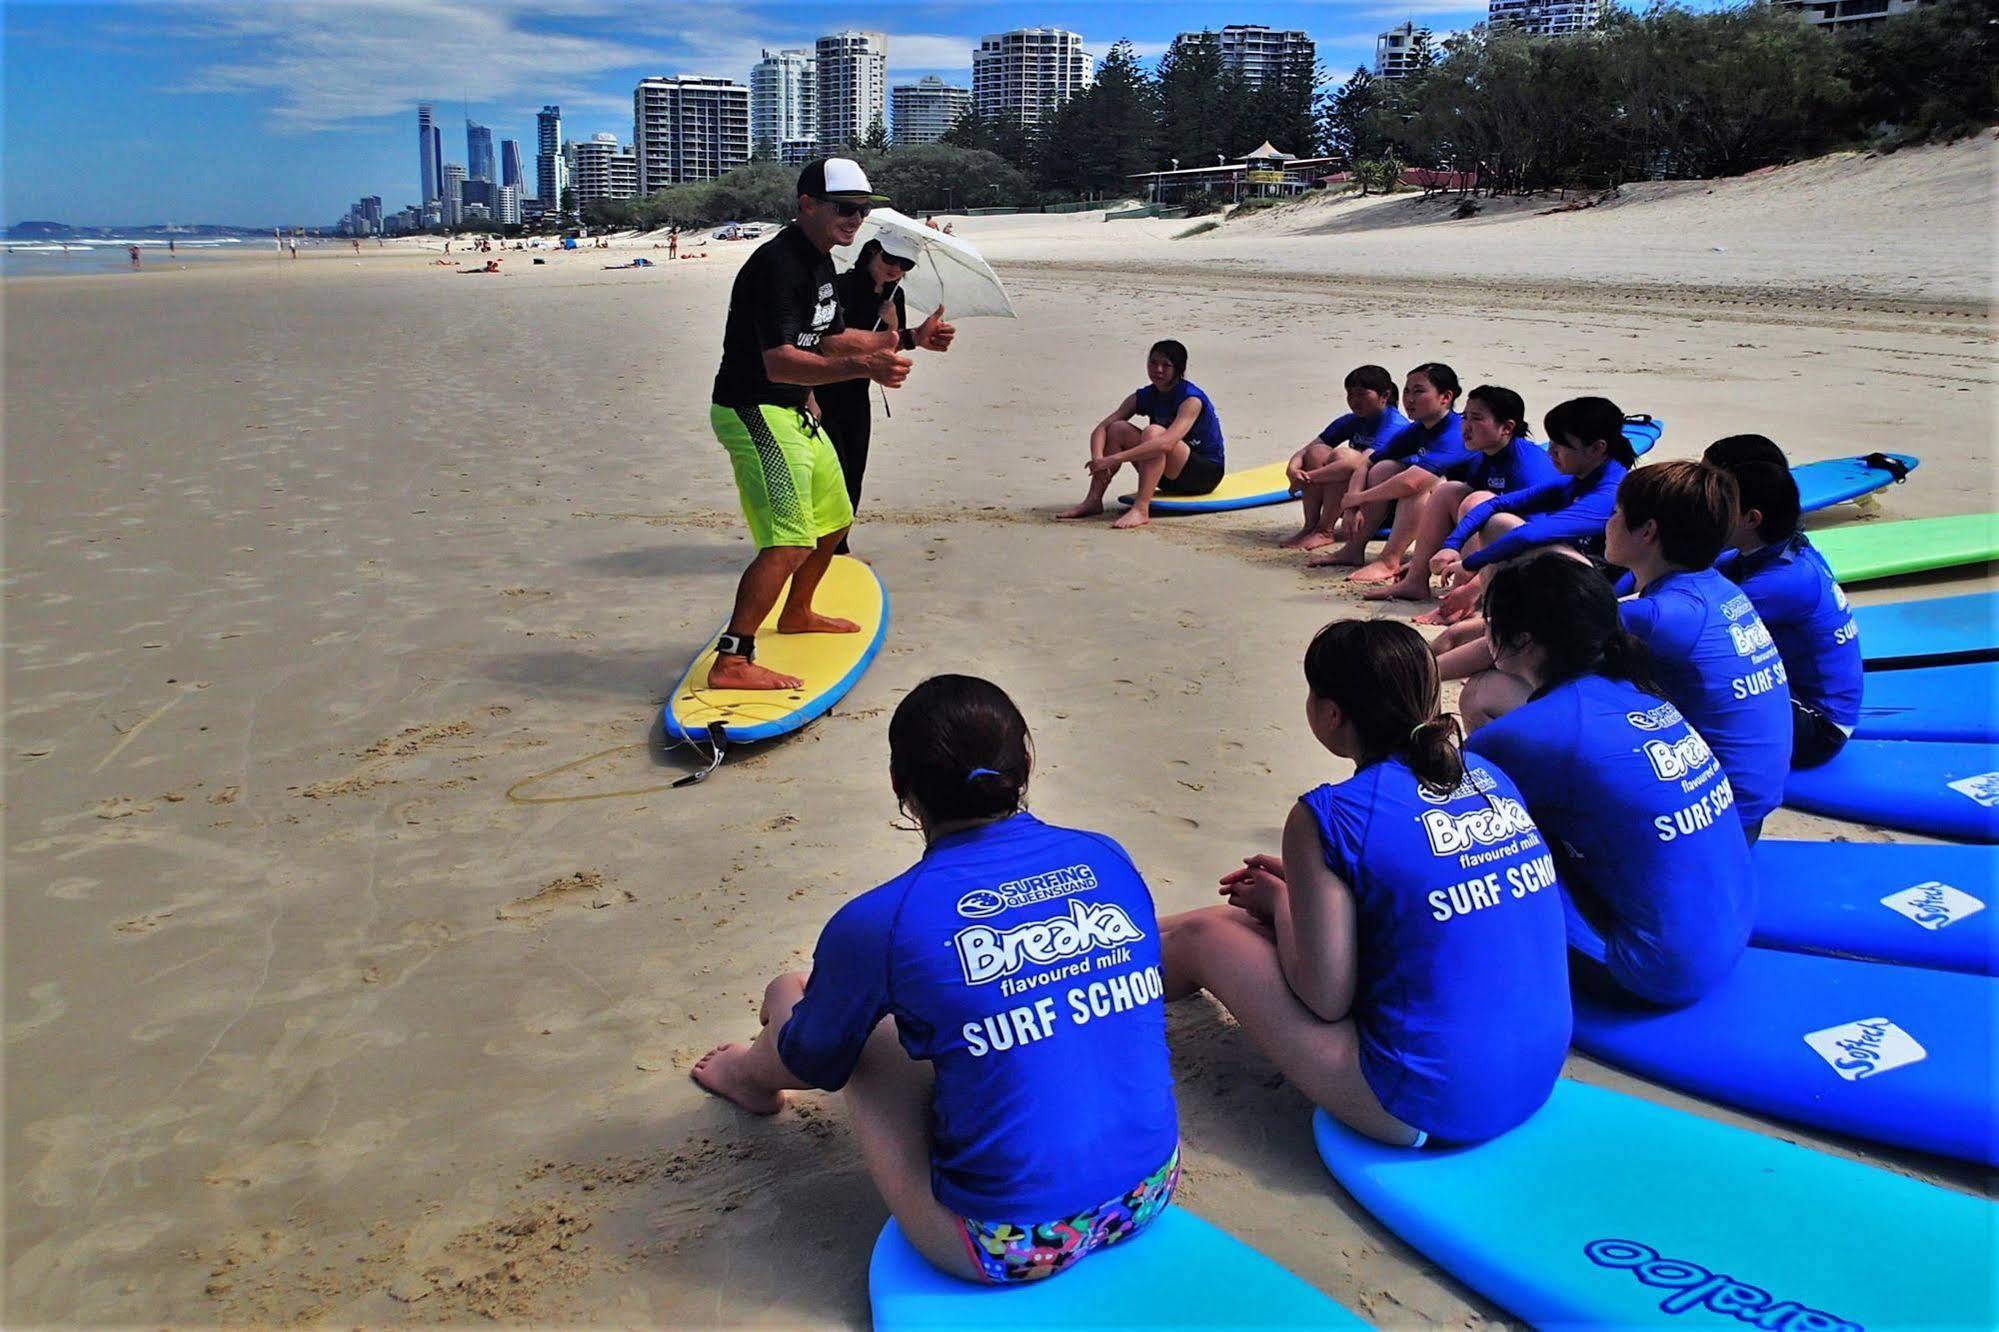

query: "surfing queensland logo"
xmin=1802 ymin=1017 xmax=1927 ymax=1082
xmin=1583 ymin=1240 xmax=1858 ymax=1329
xmin=1417 ymin=766 xmax=1499 ymax=805
xmin=1879 ymin=880 xmax=1985 ymax=931
xmin=1643 ymin=732 xmax=1717 ymax=782
xmin=1625 ymin=702 xmax=1684 ymax=732
xmin=1420 ymin=795 xmax=1536 ymax=855
xmin=953 ymin=900 xmax=1146 ymax=985
xmin=955 ymin=863 xmax=1097 ymax=919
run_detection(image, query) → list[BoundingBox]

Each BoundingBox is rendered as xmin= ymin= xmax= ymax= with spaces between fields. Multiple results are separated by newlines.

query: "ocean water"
xmin=0 ymin=236 xmax=263 ymax=277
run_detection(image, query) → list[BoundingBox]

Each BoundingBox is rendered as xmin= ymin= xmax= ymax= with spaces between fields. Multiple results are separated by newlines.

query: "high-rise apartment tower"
xmin=814 ymin=31 xmax=888 ymax=150
xmin=973 ymin=28 xmax=1090 ymax=130
xmin=634 ymin=76 xmax=751 ymax=192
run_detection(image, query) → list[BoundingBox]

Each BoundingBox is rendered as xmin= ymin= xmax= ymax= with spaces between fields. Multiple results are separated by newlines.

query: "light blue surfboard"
xmin=1854 ymin=660 xmax=1999 ymax=743
xmin=1793 ymin=452 xmax=1918 ymax=514
xmin=1783 ymin=739 xmax=1999 ymax=842
xmin=869 ymin=1208 xmax=1369 ymax=1330
xmin=1571 ymin=946 xmax=1999 ymax=1165
xmin=1125 ymin=417 xmax=1663 ymax=514
xmin=1314 ymin=1079 xmax=1994 ymax=1330
xmin=1752 ymin=839 xmax=1999 ymax=976
xmin=1857 ymin=590 xmax=1999 ymax=668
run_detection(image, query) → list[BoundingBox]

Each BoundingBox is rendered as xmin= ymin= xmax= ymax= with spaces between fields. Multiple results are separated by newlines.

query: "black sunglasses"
xmin=881 ymin=253 xmax=916 ymax=273
xmin=817 ymin=196 xmax=871 ymax=219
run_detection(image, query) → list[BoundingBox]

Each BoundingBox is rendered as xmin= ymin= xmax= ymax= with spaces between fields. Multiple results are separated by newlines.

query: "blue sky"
xmin=10 ymin=1 xmax=1521 ymax=227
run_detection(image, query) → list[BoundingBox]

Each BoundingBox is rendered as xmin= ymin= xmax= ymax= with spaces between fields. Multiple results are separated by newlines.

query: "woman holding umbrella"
xmin=818 ymin=236 xmax=955 ymax=552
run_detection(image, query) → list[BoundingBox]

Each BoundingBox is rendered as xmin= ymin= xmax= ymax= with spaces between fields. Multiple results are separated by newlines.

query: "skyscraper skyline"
xmin=536 ymin=105 xmax=565 ymax=207
xmin=417 ymin=103 xmax=439 ymax=206
xmin=814 ymin=31 xmax=888 ymax=150
xmin=466 ymin=120 xmax=496 ymax=182
xmin=500 ymin=139 xmax=524 ymax=193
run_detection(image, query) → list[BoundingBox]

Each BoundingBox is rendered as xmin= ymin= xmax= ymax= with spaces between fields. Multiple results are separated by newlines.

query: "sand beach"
xmin=4 ymin=134 xmax=1993 ymax=1326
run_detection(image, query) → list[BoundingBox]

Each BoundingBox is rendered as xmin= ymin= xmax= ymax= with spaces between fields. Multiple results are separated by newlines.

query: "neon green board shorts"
xmin=711 ymin=403 xmax=854 ymax=550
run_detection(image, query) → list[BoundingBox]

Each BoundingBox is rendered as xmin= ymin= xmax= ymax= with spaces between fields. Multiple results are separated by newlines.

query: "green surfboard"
xmin=1815 ymin=511 xmax=1999 ymax=584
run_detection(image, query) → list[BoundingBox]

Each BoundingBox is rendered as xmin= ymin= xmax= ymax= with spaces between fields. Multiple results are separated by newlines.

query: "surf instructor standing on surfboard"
xmin=706 ymin=158 xmax=951 ymax=691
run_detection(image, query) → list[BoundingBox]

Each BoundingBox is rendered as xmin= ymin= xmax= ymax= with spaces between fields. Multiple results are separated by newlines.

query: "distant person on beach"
xmin=1281 ymin=364 xmax=1410 ymax=550
xmin=1466 ymin=553 xmax=1753 ymax=1006
xmin=1158 ymin=619 xmax=1569 ymax=1147
xmin=352 ymin=239 xmax=361 ymax=255
xmin=167 ymin=238 xmax=175 ymax=255
xmin=819 ymin=236 xmax=956 ymax=552
xmin=128 ymin=245 xmax=141 ymax=269
xmin=706 ymin=157 xmax=938 ymax=692
xmin=1363 ymin=385 xmax=1556 ymax=616
xmin=1312 ymin=363 xmax=1470 ymax=580
xmin=668 ymin=227 xmax=679 ymax=259
xmin=1059 ymin=339 xmax=1225 ymax=530
xmin=693 ymin=675 xmax=1180 ymax=1284
xmin=1704 ymin=435 xmax=1861 ymax=769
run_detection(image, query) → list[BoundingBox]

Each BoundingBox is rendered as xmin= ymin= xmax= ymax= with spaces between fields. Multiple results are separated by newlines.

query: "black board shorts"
xmin=1158 ymin=451 xmax=1225 ymax=496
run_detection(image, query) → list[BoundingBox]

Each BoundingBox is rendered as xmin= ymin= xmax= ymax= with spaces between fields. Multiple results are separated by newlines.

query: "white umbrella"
xmin=832 ymin=207 xmax=1017 ymax=320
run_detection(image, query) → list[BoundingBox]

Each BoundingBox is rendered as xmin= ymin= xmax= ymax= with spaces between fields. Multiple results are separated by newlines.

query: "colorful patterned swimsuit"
xmin=955 ymin=1149 xmax=1181 ymax=1283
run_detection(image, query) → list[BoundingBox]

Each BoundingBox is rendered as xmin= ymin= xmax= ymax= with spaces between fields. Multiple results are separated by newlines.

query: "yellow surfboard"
xmin=662 ymin=555 xmax=889 ymax=755
xmin=1120 ymin=460 xmax=1295 ymax=514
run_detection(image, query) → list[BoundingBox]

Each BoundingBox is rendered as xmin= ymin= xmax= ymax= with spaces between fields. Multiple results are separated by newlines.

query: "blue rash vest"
xmin=1468 ymin=674 xmax=1755 ymax=1006
xmin=1461 ymin=436 xmax=1559 ymax=498
xmin=1376 ymin=413 xmax=1473 ymax=479
xmin=1299 ymin=756 xmax=1571 ymax=1142
xmin=1135 ymin=379 xmax=1224 ymax=470
xmin=1318 ymin=404 xmax=1411 ymax=451
xmin=1716 ymin=534 xmax=1862 ymax=731
xmin=1446 ymin=459 xmax=1629 ymax=572
xmin=777 ymin=812 xmax=1178 ymax=1219
xmin=1619 ymin=567 xmax=1793 ymax=829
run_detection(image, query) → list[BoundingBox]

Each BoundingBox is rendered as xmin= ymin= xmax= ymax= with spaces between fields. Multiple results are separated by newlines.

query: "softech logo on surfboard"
xmin=1583 ymin=1240 xmax=1858 ymax=1330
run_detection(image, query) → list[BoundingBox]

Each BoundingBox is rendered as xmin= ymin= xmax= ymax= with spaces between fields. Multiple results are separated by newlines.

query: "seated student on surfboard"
xmin=1158 ymin=620 xmax=1570 ymax=1148
xmin=1280 ymin=365 xmax=1410 ymax=550
xmin=1703 ymin=436 xmax=1861 ymax=770
xmin=1059 ymin=339 xmax=1225 ymax=530
xmin=1310 ymin=364 xmax=1472 ymax=582
xmin=1464 ymin=554 xmax=1754 ymax=1006
xmin=1361 ymin=385 xmax=1556 ymax=617
xmin=692 ymin=675 xmax=1181 ymax=1284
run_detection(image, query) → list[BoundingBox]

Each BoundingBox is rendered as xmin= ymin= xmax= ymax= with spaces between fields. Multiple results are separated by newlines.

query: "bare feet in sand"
xmin=1364 ymin=575 xmax=1430 ymax=603
xmin=707 ymin=657 xmax=804 ymax=691
xmin=1110 ymin=507 xmax=1149 ymax=530
xmin=1347 ymin=559 xmax=1402 ymax=584
xmin=1297 ymin=530 xmax=1337 ymax=551
xmin=691 ymin=1043 xmax=786 ymax=1115
xmin=1056 ymin=500 xmax=1104 ymax=519
xmin=1278 ymin=529 xmax=1314 ymax=549
xmin=776 ymin=611 xmax=860 ymax=634
xmin=1305 ymin=546 xmax=1367 ymax=569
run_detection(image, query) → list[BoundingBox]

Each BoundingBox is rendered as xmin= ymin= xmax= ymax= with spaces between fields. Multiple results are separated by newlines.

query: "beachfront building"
xmin=1375 ymin=23 xmax=1423 ymax=79
xmin=1213 ymin=24 xmax=1315 ymax=88
xmin=1487 ymin=0 xmax=1601 ymax=35
xmin=466 ymin=121 xmax=496 ymax=182
xmin=1127 ymin=142 xmax=1337 ymax=204
xmin=814 ymin=31 xmax=887 ymax=151
xmin=417 ymin=103 xmax=442 ymax=205
xmin=500 ymin=139 xmax=524 ymax=194
xmin=442 ymin=163 xmax=467 ymax=226
xmin=891 ymin=76 xmax=972 ymax=146
xmin=496 ymin=185 xmax=522 ymax=226
xmin=569 ymin=132 xmax=641 ymax=203
xmin=537 ymin=105 xmax=566 ymax=208
xmin=973 ymin=28 xmax=1090 ymax=130
xmin=635 ymin=76 xmax=751 ymax=191
xmin=751 ymin=48 xmax=817 ymax=163
xmin=1778 ymin=0 xmax=1934 ymax=32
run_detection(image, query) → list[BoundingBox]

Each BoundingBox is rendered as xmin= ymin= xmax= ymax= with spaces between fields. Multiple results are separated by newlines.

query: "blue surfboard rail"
xmin=660 ymin=582 xmax=891 ymax=746
xmin=1752 ymin=839 xmax=1999 ymax=976
xmin=1314 ymin=1079 xmax=1994 ymax=1329
xmin=1854 ymin=660 xmax=1999 ymax=743
xmin=1858 ymin=590 xmax=1999 ymax=669
xmin=869 ymin=1208 xmax=1368 ymax=1330
xmin=1783 ymin=738 xmax=1999 ymax=842
xmin=1571 ymin=946 xmax=1999 ymax=1165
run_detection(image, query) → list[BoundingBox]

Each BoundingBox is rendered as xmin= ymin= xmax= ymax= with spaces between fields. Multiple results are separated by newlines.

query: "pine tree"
xmin=1156 ymin=31 xmax=1233 ymax=168
xmin=862 ymin=113 xmax=892 ymax=154
xmin=1320 ymin=67 xmax=1385 ymax=165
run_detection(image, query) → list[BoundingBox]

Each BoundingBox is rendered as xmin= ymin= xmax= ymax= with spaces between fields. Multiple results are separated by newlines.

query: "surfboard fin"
xmin=672 ymin=722 xmax=730 ymax=787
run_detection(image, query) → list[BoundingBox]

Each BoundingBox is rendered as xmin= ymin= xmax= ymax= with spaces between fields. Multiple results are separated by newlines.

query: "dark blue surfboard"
xmin=1572 ymin=946 xmax=1998 ymax=1165
xmin=1752 ymin=839 xmax=1998 ymax=976
xmin=1783 ymin=739 xmax=1999 ymax=842
xmin=1857 ymin=590 xmax=1999 ymax=668
xmin=1853 ymin=660 xmax=1999 ymax=743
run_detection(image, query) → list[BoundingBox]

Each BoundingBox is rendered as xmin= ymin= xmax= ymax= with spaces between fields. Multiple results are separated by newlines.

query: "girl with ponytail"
xmin=1159 ymin=619 xmax=1570 ymax=1148
xmin=1465 ymin=553 xmax=1755 ymax=1007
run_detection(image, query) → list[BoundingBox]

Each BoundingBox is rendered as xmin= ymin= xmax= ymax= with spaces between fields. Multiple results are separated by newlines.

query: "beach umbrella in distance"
xmin=832 ymin=207 xmax=1017 ymax=320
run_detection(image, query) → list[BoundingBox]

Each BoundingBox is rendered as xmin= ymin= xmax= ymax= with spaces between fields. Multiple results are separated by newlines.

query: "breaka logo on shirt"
xmin=1802 ymin=1017 xmax=1926 ymax=1082
xmin=1583 ymin=1239 xmax=1858 ymax=1330
xmin=1728 ymin=620 xmax=1775 ymax=657
xmin=1880 ymin=880 xmax=1985 ymax=930
xmin=952 ymin=899 xmax=1146 ymax=985
xmin=1419 ymin=796 xmax=1536 ymax=855
xmin=1643 ymin=732 xmax=1717 ymax=782
xmin=1946 ymin=770 xmax=1999 ymax=808
xmin=956 ymin=863 xmax=1097 ymax=919
xmin=1626 ymin=702 xmax=1684 ymax=732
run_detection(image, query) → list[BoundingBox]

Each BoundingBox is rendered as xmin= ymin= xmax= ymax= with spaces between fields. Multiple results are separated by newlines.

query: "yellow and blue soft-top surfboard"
xmin=662 ymin=555 xmax=888 ymax=753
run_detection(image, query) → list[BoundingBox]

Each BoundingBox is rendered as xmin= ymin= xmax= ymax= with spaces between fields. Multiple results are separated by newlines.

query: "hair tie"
xmin=1409 ymin=722 xmax=1431 ymax=743
xmin=966 ymin=767 xmax=1001 ymax=784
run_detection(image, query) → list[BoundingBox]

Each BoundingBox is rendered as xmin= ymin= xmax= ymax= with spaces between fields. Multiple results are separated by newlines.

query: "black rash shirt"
xmin=711 ymin=224 xmax=845 ymax=411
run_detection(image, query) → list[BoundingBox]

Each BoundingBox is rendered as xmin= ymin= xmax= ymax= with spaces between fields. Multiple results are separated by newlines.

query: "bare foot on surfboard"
xmin=776 ymin=610 xmax=860 ymax=634
xmin=707 ymin=657 xmax=803 ymax=691
xmin=691 ymin=1043 xmax=786 ymax=1115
